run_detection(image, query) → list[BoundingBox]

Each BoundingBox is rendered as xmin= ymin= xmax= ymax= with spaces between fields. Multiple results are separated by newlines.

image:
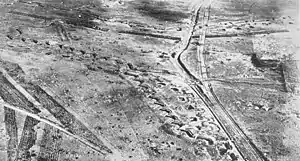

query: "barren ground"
xmin=0 ymin=0 xmax=299 ymax=161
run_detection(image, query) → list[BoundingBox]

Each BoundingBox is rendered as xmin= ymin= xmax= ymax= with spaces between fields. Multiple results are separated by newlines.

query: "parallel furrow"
xmin=16 ymin=116 xmax=39 ymax=161
xmin=23 ymin=84 xmax=114 ymax=155
xmin=4 ymin=107 xmax=18 ymax=161
xmin=37 ymin=124 xmax=62 ymax=161
xmin=0 ymin=67 xmax=120 ymax=159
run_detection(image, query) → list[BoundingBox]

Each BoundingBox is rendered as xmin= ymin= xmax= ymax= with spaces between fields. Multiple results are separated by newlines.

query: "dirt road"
xmin=0 ymin=0 xmax=299 ymax=161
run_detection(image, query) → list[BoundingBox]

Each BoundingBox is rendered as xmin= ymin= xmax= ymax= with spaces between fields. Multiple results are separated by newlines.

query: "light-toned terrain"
xmin=0 ymin=0 xmax=299 ymax=161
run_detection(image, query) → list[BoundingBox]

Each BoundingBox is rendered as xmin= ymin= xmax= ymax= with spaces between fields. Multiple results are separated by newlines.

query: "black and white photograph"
xmin=0 ymin=0 xmax=299 ymax=160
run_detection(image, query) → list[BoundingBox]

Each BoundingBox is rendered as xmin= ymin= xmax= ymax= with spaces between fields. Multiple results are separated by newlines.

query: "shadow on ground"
xmin=130 ymin=0 xmax=189 ymax=22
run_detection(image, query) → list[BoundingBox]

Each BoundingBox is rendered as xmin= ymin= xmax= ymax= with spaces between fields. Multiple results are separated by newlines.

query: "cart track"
xmin=0 ymin=67 xmax=123 ymax=160
xmin=170 ymin=0 xmax=268 ymax=161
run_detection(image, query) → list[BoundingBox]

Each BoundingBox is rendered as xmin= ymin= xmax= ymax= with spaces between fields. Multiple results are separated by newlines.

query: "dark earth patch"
xmin=130 ymin=0 xmax=189 ymax=22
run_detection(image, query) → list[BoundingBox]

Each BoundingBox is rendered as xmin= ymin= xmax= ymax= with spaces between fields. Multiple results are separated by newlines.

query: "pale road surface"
xmin=0 ymin=0 xmax=299 ymax=161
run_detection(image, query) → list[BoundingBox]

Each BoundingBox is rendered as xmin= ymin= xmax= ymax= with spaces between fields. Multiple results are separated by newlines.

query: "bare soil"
xmin=0 ymin=0 xmax=299 ymax=161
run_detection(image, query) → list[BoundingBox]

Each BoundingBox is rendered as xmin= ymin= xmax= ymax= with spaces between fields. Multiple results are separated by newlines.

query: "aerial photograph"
xmin=0 ymin=0 xmax=299 ymax=160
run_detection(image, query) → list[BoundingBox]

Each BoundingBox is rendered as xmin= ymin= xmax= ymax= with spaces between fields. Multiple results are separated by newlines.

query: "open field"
xmin=0 ymin=0 xmax=299 ymax=161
